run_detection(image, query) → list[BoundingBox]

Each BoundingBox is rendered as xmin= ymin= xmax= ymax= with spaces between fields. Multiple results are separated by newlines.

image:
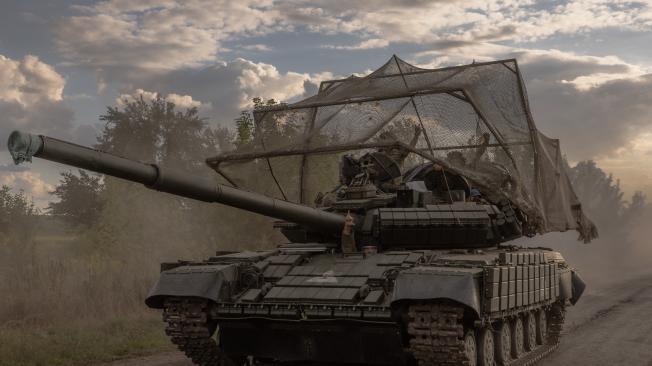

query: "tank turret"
xmin=9 ymin=131 xmax=523 ymax=249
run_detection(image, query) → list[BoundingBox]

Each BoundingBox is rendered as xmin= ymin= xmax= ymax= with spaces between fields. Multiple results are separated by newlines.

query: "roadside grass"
xmin=0 ymin=214 xmax=258 ymax=366
xmin=0 ymin=313 xmax=174 ymax=366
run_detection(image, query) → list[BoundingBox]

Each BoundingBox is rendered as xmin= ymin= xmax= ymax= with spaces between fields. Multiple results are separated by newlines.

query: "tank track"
xmin=163 ymin=297 xmax=235 ymax=366
xmin=407 ymin=303 xmax=471 ymax=365
xmin=407 ymin=302 xmax=566 ymax=366
xmin=162 ymin=298 xmax=565 ymax=366
xmin=547 ymin=303 xmax=565 ymax=345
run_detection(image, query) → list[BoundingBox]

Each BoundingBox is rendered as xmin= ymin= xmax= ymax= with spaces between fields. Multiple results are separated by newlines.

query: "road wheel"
xmin=477 ymin=327 xmax=495 ymax=366
xmin=511 ymin=317 xmax=525 ymax=359
xmin=536 ymin=309 xmax=548 ymax=345
xmin=524 ymin=311 xmax=537 ymax=351
xmin=464 ymin=331 xmax=478 ymax=366
xmin=494 ymin=321 xmax=511 ymax=365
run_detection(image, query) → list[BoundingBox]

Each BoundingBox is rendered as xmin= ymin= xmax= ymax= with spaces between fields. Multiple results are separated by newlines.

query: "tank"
xmin=8 ymin=57 xmax=595 ymax=366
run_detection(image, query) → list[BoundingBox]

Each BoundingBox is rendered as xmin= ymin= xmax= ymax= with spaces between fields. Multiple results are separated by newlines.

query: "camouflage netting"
xmin=206 ymin=56 xmax=597 ymax=242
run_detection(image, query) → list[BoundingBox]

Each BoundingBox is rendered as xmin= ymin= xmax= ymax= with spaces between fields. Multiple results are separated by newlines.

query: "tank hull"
xmin=149 ymin=247 xmax=583 ymax=365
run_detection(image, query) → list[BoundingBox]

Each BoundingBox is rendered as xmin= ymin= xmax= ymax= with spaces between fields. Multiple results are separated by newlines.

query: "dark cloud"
xmin=0 ymin=99 xmax=75 ymax=149
xmin=0 ymin=98 xmax=96 ymax=153
xmin=473 ymin=25 xmax=518 ymax=41
xmin=513 ymin=51 xmax=633 ymax=83
xmin=143 ymin=63 xmax=244 ymax=122
xmin=425 ymin=39 xmax=478 ymax=50
xmin=302 ymin=79 xmax=320 ymax=97
xmin=414 ymin=48 xmax=652 ymax=161
xmin=116 ymin=59 xmax=316 ymax=127
xmin=521 ymin=62 xmax=652 ymax=160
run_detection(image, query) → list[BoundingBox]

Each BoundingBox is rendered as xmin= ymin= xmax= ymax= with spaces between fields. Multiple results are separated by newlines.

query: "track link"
xmin=547 ymin=304 xmax=565 ymax=345
xmin=407 ymin=302 xmax=566 ymax=366
xmin=163 ymin=297 xmax=235 ymax=366
xmin=407 ymin=303 xmax=471 ymax=366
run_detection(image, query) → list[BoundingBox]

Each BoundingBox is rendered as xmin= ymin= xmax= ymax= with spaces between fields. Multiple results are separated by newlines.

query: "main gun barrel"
xmin=7 ymin=131 xmax=346 ymax=234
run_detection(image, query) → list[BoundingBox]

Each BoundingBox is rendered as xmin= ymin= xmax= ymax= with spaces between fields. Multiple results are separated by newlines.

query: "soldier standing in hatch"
xmin=341 ymin=211 xmax=357 ymax=252
xmin=377 ymin=124 xmax=422 ymax=168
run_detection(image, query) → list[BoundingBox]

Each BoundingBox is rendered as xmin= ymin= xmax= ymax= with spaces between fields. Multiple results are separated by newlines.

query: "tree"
xmin=48 ymin=170 xmax=104 ymax=226
xmin=234 ymin=110 xmax=254 ymax=146
xmin=621 ymin=190 xmax=647 ymax=223
xmin=87 ymin=95 xmax=255 ymax=259
xmin=0 ymin=185 xmax=38 ymax=247
xmin=98 ymin=96 xmax=220 ymax=169
xmin=567 ymin=160 xmax=648 ymax=234
xmin=211 ymin=126 xmax=235 ymax=153
xmin=567 ymin=160 xmax=624 ymax=232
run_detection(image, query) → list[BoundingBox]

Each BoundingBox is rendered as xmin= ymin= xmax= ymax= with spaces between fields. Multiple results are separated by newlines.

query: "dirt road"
xmin=107 ymin=273 xmax=652 ymax=366
xmin=541 ymin=275 xmax=652 ymax=366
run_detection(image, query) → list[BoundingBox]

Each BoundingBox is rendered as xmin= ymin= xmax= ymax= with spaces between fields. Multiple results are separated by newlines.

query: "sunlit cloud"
xmin=0 ymin=171 xmax=54 ymax=209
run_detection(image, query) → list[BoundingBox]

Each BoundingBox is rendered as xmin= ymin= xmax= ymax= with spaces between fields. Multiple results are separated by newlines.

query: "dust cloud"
xmin=517 ymin=205 xmax=652 ymax=289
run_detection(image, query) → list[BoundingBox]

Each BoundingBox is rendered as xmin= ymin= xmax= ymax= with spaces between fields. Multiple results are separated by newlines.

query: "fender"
xmin=559 ymin=268 xmax=572 ymax=301
xmin=145 ymin=264 xmax=237 ymax=308
xmin=390 ymin=266 xmax=482 ymax=318
xmin=570 ymin=269 xmax=586 ymax=305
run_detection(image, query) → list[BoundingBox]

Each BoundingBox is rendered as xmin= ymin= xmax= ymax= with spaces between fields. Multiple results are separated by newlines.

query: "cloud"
xmin=411 ymin=46 xmax=652 ymax=163
xmin=513 ymin=49 xmax=647 ymax=90
xmin=63 ymin=93 xmax=94 ymax=101
xmin=54 ymin=0 xmax=281 ymax=74
xmin=235 ymin=58 xmax=311 ymax=108
xmin=324 ymin=38 xmax=390 ymax=50
xmin=53 ymin=0 xmax=652 ymax=89
xmin=0 ymin=171 xmax=54 ymax=209
xmin=133 ymin=58 xmax=331 ymax=125
xmin=115 ymin=88 xmax=158 ymax=106
xmin=0 ymin=54 xmax=99 ymax=207
xmin=274 ymin=1 xmax=652 ymax=45
xmin=53 ymin=1 xmax=652 ymax=77
xmin=0 ymin=54 xmax=65 ymax=105
xmin=166 ymin=93 xmax=205 ymax=109
xmin=415 ymin=44 xmax=649 ymax=90
xmin=242 ymin=44 xmax=273 ymax=52
xmin=498 ymin=50 xmax=652 ymax=160
xmin=530 ymin=73 xmax=652 ymax=159
xmin=115 ymin=88 xmax=211 ymax=112
xmin=46 ymin=0 xmax=652 ymax=180
xmin=490 ymin=49 xmax=652 ymax=162
xmin=0 ymin=54 xmax=75 ymax=145
xmin=411 ymin=44 xmax=652 ymax=198
xmin=51 ymin=0 xmax=652 ymax=132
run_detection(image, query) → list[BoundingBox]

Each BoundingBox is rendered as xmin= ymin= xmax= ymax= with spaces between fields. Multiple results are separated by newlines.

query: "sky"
xmin=1 ymin=0 xmax=652 ymax=208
